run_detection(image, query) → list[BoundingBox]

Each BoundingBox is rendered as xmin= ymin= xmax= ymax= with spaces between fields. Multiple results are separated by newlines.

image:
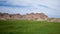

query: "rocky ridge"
xmin=0 ymin=13 xmax=60 ymax=22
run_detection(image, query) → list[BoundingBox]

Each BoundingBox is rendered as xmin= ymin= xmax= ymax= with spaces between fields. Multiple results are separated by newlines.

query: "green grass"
xmin=0 ymin=20 xmax=60 ymax=34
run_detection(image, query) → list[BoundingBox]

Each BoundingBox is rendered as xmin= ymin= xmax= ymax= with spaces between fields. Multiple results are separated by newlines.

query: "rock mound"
xmin=0 ymin=13 xmax=48 ymax=21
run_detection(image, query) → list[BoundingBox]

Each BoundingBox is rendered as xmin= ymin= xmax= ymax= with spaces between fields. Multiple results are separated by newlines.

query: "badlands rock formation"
xmin=0 ymin=12 xmax=60 ymax=22
xmin=0 ymin=13 xmax=48 ymax=21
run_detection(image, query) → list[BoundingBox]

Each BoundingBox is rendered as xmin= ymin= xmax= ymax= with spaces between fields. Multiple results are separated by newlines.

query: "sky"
xmin=0 ymin=0 xmax=60 ymax=18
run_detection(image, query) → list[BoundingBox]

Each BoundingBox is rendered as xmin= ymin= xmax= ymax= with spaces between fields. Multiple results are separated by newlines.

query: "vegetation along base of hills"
xmin=0 ymin=20 xmax=60 ymax=34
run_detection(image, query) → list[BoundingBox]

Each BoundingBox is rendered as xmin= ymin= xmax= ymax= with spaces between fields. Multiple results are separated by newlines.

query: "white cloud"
xmin=0 ymin=0 xmax=60 ymax=18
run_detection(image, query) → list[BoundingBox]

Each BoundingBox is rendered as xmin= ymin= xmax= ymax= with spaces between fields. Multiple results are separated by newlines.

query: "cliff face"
xmin=22 ymin=13 xmax=48 ymax=21
xmin=0 ymin=13 xmax=60 ymax=22
xmin=0 ymin=13 xmax=48 ymax=20
xmin=0 ymin=13 xmax=22 ymax=20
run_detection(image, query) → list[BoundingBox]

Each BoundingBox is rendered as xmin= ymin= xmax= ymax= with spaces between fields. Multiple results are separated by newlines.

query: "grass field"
xmin=0 ymin=20 xmax=60 ymax=34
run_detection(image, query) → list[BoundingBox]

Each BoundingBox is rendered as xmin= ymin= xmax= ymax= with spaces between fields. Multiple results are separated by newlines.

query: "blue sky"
xmin=0 ymin=0 xmax=60 ymax=18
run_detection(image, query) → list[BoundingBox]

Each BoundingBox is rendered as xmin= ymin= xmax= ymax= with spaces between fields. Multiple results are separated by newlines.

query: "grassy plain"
xmin=0 ymin=20 xmax=60 ymax=34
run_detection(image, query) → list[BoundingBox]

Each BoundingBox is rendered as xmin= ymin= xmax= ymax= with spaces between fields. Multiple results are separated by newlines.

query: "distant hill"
xmin=0 ymin=12 xmax=60 ymax=22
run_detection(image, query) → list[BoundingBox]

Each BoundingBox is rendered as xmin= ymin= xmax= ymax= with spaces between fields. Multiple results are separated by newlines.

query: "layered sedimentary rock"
xmin=0 ymin=13 xmax=48 ymax=21
xmin=0 ymin=13 xmax=22 ymax=20
xmin=0 ymin=12 xmax=60 ymax=22
xmin=22 ymin=13 xmax=48 ymax=21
